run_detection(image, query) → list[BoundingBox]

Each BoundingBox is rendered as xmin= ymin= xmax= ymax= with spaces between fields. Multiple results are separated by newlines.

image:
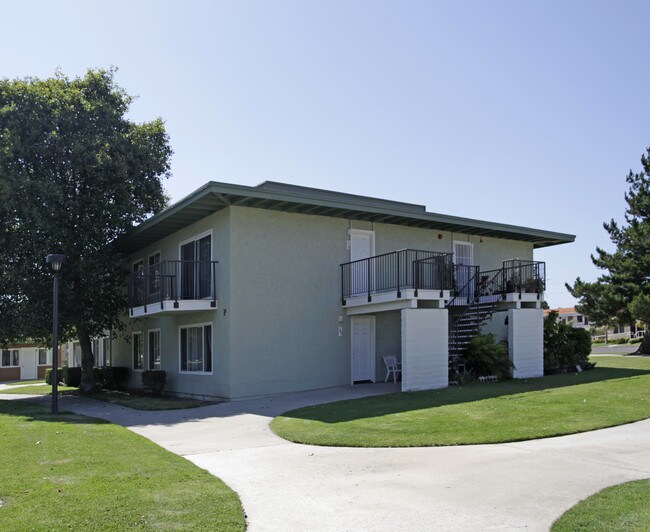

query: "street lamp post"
xmin=46 ymin=254 xmax=66 ymax=415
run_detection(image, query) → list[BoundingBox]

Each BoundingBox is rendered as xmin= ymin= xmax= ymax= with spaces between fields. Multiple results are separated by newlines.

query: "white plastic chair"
xmin=383 ymin=355 xmax=402 ymax=383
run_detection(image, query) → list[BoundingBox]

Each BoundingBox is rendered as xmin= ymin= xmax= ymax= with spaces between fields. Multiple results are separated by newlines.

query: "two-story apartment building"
xmin=111 ymin=181 xmax=574 ymax=399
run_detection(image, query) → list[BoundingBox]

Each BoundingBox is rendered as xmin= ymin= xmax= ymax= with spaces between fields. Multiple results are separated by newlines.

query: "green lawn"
xmin=0 ymin=386 xmax=208 ymax=410
xmin=0 ymin=400 xmax=245 ymax=530
xmin=271 ymin=356 xmax=650 ymax=447
xmin=86 ymin=389 xmax=210 ymax=410
xmin=3 ymin=379 xmax=45 ymax=386
xmin=552 ymin=479 xmax=650 ymax=531
xmin=0 ymin=384 xmax=77 ymax=394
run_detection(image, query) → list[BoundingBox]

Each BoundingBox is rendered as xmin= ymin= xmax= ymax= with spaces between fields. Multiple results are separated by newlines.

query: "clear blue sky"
xmin=3 ymin=0 xmax=649 ymax=307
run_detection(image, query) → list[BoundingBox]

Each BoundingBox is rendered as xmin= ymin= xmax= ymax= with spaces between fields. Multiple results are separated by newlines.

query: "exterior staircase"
xmin=448 ymin=299 xmax=499 ymax=369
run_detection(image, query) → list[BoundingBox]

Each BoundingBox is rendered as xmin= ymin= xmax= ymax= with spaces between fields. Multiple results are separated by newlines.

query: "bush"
xmin=142 ymin=370 xmax=166 ymax=395
xmin=544 ymin=311 xmax=591 ymax=371
xmin=95 ymin=367 xmax=129 ymax=390
xmin=629 ymin=337 xmax=643 ymax=344
xmin=463 ymin=333 xmax=514 ymax=380
xmin=61 ymin=367 xmax=82 ymax=387
xmin=44 ymin=368 xmax=63 ymax=385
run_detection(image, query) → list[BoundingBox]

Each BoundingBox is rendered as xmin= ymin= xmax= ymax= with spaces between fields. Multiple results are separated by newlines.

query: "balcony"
xmin=341 ymin=249 xmax=455 ymax=311
xmin=447 ymin=259 xmax=546 ymax=307
xmin=128 ymin=260 xmax=218 ymax=317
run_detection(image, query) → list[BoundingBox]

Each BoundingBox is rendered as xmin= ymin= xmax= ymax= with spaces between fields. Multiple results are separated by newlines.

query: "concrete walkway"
xmin=3 ymin=384 xmax=650 ymax=531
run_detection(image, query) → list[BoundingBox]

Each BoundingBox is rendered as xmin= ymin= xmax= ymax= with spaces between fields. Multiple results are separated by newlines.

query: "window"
xmin=180 ymin=324 xmax=212 ymax=373
xmin=102 ymin=337 xmax=111 ymax=366
xmin=584 ymin=317 xmax=589 ymax=325
xmin=133 ymin=332 xmax=144 ymax=370
xmin=577 ymin=315 xmax=583 ymax=323
xmin=149 ymin=330 xmax=161 ymax=370
xmin=38 ymin=348 xmax=48 ymax=365
xmin=1 ymin=349 xmax=19 ymax=367
xmin=179 ymin=233 xmax=212 ymax=299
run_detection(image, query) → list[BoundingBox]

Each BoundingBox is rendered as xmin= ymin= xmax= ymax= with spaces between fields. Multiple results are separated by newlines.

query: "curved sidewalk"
xmin=6 ymin=385 xmax=650 ymax=531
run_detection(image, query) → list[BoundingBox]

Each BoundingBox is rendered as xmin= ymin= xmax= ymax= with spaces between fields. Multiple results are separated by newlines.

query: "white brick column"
xmin=401 ymin=309 xmax=448 ymax=391
xmin=508 ymin=308 xmax=543 ymax=378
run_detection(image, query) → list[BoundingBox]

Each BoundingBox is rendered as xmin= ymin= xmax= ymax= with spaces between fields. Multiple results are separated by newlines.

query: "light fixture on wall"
xmin=438 ymin=233 xmax=443 ymax=239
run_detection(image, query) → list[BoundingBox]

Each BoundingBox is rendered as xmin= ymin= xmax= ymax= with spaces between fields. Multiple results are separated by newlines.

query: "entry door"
xmin=349 ymin=230 xmax=374 ymax=295
xmin=180 ymin=235 xmax=211 ymax=299
xmin=453 ymin=241 xmax=474 ymax=298
xmin=20 ymin=350 xmax=37 ymax=380
xmin=351 ymin=316 xmax=375 ymax=382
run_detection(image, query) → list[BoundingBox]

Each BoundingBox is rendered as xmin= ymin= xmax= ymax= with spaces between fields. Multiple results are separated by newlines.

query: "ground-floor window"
xmin=180 ymin=324 xmax=212 ymax=373
xmin=1 ymin=349 xmax=19 ymax=367
xmin=102 ymin=337 xmax=111 ymax=366
xmin=133 ymin=332 xmax=144 ymax=370
xmin=38 ymin=348 xmax=49 ymax=365
xmin=148 ymin=329 xmax=161 ymax=370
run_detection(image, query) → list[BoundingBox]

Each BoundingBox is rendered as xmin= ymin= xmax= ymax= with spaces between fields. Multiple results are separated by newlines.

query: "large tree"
xmin=567 ymin=147 xmax=650 ymax=353
xmin=0 ymin=69 xmax=171 ymax=391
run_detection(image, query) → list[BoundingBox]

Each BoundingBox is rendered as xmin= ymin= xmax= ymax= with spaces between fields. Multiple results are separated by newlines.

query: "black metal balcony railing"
xmin=128 ymin=260 xmax=218 ymax=310
xmin=341 ymin=249 xmax=454 ymax=304
xmin=341 ymin=250 xmax=546 ymax=307
xmin=447 ymin=260 xmax=546 ymax=307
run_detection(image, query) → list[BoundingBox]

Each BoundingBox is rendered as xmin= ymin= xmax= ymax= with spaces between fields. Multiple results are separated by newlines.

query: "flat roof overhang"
xmin=114 ymin=181 xmax=576 ymax=254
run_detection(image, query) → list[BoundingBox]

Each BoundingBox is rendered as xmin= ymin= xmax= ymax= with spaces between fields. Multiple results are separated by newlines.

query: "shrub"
xmin=629 ymin=337 xmax=643 ymax=344
xmin=544 ymin=311 xmax=591 ymax=371
xmin=95 ymin=367 xmax=129 ymax=390
xmin=142 ymin=370 xmax=166 ymax=395
xmin=463 ymin=333 xmax=514 ymax=380
xmin=44 ymin=368 xmax=63 ymax=385
xmin=61 ymin=367 xmax=82 ymax=387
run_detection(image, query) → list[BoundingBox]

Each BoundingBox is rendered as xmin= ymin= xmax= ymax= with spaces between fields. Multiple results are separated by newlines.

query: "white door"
xmin=454 ymin=241 xmax=475 ymax=298
xmin=349 ymin=230 xmax=374 ymax=295
xmin=351 ymin=316 xmax=375 ymax=382
xmin=20 ymin=350 xmax=37 ymax=380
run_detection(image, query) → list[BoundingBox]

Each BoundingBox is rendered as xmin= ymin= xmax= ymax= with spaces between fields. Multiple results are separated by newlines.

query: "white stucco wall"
xmin=401 ymin=309 xmax=448 ymax=391
xmin=508 ymin=308 xmax=543 ymax=378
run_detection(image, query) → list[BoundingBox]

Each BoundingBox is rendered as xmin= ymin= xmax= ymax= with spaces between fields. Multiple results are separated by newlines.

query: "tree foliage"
xmin=543 ymin=311 xmax=592 ymax=372
xmin=0 ymin=69 xmax=171 ymax=391
xmin=567 ymin=147 xmax=650 ymax=354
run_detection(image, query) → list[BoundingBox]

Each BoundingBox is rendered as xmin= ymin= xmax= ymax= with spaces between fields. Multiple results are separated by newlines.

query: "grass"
xmin=552 ymin=479 xmax=650 ymax=531
xmin=0 ymin=384 xmax=77 ymax=394
xmin=85 ymin=389 xmax=210 ymax=410
xmin=0 ymin=400 xmax=245 ymax=530
xmin=0 ymin=385 xmax=209 ymax=410
xmin=3 ymin=379 xmax=45 ymax=386
xmin=271 ymin=356 xmax=650 ymax=447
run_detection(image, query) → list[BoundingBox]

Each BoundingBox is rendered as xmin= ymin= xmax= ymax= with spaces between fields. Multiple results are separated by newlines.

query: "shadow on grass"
xmin=0 ymin=399 xmax=111 ymax=425
xmin=279 ymin=366 xmax=650 ymax=424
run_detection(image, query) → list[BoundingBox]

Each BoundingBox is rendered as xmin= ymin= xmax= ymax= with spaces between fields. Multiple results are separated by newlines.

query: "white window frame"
xmin=178 ymin=229 xmax=213 ymax=260
xmin=132 ymin=331 xmax=144 ymax=371
xmin=148 ymin=250 xmax=162 ymax=266
xmin=1 ymin=349 xmax=19 ymax=368
xmin=148 ymin=329 xmax=162 ymax=370
xmin=101 ymin=336 xmax=111 ymax=367
xmin=132 ymin=258 xmax=145 ymax=271
xmin=178 ymin=322 xmax=213 ymax=375
xmin=37 ymin=348 xmax=50 ymax=366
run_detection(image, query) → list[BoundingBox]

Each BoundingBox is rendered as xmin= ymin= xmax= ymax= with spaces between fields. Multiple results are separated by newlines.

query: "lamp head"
xmin=46 ymin=254 xmax=66 ymax=273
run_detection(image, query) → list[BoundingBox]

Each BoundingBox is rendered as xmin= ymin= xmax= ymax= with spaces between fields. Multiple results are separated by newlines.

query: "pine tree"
xmin=567 ymin=147 xmax=650 ymax=353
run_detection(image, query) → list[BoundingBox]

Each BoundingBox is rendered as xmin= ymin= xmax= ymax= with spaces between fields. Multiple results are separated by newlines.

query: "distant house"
xmin=544 ymin=307 xmax=589 ymax=329
xmin=108 ymin=181 xmax=574 ymax=399
xmin=0 ymin=342 xmax=55 ymax=382
xmin=544 ymin=307 xmax=645 ymax=340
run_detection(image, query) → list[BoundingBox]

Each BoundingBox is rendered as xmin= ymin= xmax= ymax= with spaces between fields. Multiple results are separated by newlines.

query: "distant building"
xmin=544 ymin=307 xmax=589 ymax=329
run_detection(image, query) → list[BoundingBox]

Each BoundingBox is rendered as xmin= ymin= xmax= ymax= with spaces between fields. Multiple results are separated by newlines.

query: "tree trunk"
xmin=636 ymin=331 xmax=650 ymax=355
xmin=78 ymin=328 xmax=97 ymax=393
